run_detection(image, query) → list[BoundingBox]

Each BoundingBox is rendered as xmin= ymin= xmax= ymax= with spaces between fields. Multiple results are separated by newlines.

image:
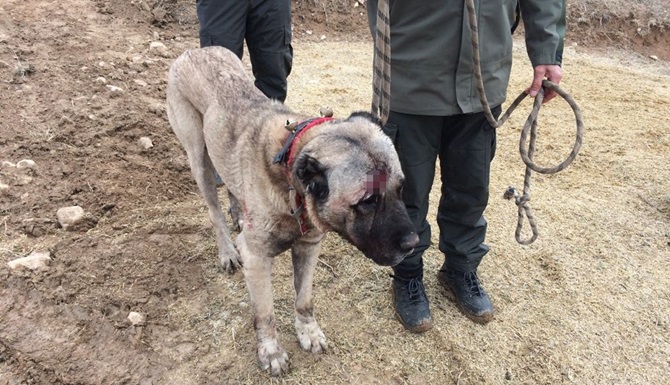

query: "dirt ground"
xmin=1 ymin=1 xmax=669 ymax=384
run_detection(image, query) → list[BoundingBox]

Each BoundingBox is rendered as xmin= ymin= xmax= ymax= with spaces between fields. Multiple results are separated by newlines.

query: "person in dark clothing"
xmin=367 ymin=0 xmax=566 ymax=332
xmin=196 ymin=0 xmax=293 ymax=102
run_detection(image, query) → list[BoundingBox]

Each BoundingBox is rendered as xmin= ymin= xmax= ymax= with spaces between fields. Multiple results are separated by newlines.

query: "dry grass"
xmin=1 ymin=1 xmax=669 ymax=384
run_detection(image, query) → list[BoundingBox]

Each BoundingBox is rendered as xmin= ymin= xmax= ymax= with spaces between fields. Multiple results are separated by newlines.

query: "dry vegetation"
xmin=1 ymin=1 xmax=669 ymax=384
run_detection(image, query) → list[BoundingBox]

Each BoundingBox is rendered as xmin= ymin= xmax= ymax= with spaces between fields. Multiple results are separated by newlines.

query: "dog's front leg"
xmin=237 ymin=232 xmax=288 ymax=376
xmin=292 ymin=233 xmax=328 ymax=353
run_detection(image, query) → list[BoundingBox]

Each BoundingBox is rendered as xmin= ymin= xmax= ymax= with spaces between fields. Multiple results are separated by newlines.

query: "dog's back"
xmin=167 ymin=46 xmax=266 ymax=117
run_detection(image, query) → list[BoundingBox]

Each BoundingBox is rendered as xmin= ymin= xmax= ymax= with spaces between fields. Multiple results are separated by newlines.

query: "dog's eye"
xmin=356 ymin=194 xmax=380 ymax=209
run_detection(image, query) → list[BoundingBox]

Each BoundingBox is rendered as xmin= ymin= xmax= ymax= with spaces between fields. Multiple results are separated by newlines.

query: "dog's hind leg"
xmin=167 ymin=96 xmax=241 ymax=273
xmin=292 ymin=233 xmax=328 ymax=353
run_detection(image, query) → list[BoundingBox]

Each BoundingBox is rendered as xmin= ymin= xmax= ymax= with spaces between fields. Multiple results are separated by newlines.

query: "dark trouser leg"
xmin=195 ymin=0 xmax=292 ymax=102
xmin=382 ymin=111 xmax=442 ymax=333
xmin=383 ymin=111 xmax=443 ymax=278
xmin=246 ymin=0 xmax=293 ymax=102
xmin=195 ymin=0 xmax=245 ymax=56
xmin=437 ymin=107 xmax=500 ymax=272
xmin=435 ymin=107 xmax=500 ymax=324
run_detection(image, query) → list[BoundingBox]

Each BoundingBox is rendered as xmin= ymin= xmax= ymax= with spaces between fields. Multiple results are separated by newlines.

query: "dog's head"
xmin=293 ymin=111 xmax=419 ymax=266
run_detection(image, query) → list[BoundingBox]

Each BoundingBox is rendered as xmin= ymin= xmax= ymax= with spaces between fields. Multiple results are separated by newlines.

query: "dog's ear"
xmin=346 ymin=111 xmax=383 ymax=128
xmin=294 ymin=154 xmax=329 ymax=203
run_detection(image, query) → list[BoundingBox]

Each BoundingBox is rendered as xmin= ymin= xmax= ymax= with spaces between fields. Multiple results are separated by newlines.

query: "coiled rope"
xmin=373 ymin=0 xmax=584 ymax=245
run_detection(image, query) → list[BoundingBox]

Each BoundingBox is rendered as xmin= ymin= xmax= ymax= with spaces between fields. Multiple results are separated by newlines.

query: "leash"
xmin=371 ymin=0 xmax=391 ymax=125
xmin=465 ymin=0 xmax=584 ymax=244
xmin=372 ymin=0 xmax=584 ymax=245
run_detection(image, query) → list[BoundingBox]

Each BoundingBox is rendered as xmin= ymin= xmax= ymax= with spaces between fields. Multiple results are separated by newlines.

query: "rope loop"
xmin=465 ymin=0 xmax=583 ymax=244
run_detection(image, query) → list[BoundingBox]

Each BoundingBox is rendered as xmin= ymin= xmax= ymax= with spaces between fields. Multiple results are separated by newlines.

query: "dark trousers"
xmin=383 ymin=107 xmax=500 ymax=278
xmin=196 ymin=0 xmax=293 ymax=102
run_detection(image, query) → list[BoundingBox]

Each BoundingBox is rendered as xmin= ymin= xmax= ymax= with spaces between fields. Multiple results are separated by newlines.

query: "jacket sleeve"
xmin=520 ymin=0 xmax=566 ymax=66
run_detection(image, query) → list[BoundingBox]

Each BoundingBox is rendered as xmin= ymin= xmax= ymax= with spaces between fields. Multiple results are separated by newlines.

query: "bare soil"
xmin=1 ymin=1 xmax=669 ymax=384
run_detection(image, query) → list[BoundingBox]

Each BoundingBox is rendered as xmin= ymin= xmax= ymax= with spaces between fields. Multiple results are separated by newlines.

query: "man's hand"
xmin=527 ymin=65 xmax=562 ymax=103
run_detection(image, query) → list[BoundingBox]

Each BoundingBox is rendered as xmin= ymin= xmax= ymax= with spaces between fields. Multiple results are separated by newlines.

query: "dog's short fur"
xmin=166 ymin=47 xmax=418 ymax=375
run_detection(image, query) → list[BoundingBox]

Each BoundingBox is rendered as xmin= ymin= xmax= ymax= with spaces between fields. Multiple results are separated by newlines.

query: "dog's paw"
xmin=219 ymin=245 xmax=242 ymax=273
xmin=257 ymin=339 xmax=289 ymax=376
xmin=295 ymin=318 xmax=328 ymax=353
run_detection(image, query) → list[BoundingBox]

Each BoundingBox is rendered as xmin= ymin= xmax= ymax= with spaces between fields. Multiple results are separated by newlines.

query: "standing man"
xmin=196 ymin=0 xmax=293 ymax=102
xmin=366 ymin=0 xmax=566 ymax=332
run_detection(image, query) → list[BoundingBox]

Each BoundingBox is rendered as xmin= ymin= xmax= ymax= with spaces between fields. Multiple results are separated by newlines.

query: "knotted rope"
xmin=465 ymin=0 xmax=584 ymax=244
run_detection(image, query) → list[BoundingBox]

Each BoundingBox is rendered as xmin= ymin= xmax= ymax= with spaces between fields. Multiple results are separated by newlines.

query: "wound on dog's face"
xmin=365 ymin=170 xmax=387 ymax=195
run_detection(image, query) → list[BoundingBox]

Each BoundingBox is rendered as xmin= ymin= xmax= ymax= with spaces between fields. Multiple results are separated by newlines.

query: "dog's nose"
xmin=399 ymin=232 xmax=420 ymax=253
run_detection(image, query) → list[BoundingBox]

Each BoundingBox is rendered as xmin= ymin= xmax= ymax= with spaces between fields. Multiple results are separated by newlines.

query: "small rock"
xmin=650 ymin=55 xmax=659 ymax=61
xmin=1 ymin=161 xmax=16 ymax=168
xmin=56 ymin=205 xmax=85 ymax=229
xmin=128 ymin=311 xmax=147 ymax=326
xmin=149 ymin=41 xmax=168 ymax=56
xmin=320 ymin=35 xmax=327 ymax=40
xmin=138 ymin=137 xmax=153 ymax=149
xmin=8 ymin=251 xmax=51 ymax=271
xmin=16 ymin=159 xmax=36 ymax=169
xmin=95 ymin=76 xmax=107 ymax=84
xmin=0 ymin=181 xmax=9 ymax=191
xmin=98 ymin=61 xmax=107 ymax=68
xmin=239 ymin=301 xmax=249 ymax=309
xmin=106 ymin=85 xmax=123 ymax=93
xmin=134 ymin=79 xmax=148 ymax=87
xmin=148 ymin=104 xmax=164 ymax=115
xmin=306 ymin=30 xmax=313 ymax=35
xmin=138 ymin=1 xmax=151 ymax=12
xmin=153 ymin=31 xmax=160 ymax=40
xmin=89 ymin=114 xmax=97 ymax=120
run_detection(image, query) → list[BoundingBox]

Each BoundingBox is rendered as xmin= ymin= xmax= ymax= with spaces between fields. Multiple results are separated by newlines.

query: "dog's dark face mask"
xmin=294 ymin=114 xmax=419 ymax=266
xmin=343 ymin=182 xmax=419 ymax=266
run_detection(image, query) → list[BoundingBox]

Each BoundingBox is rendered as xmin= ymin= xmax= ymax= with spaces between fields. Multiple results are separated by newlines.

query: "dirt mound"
xmin=567 ymin=0 xmax=670 ymax=60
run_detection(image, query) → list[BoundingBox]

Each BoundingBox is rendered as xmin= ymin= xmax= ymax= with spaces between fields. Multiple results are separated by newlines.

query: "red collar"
xmin=272 ymin=117 xmax=333 ymax=167
xmin=272 ymin=117 xmax=333 ymax=234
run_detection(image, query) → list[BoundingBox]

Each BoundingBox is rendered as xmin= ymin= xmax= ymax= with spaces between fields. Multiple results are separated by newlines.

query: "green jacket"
xmin=367 ymin=0 xmax=566 ymax=115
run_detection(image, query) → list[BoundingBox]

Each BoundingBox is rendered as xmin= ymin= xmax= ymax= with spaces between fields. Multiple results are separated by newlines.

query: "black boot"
xmin=390 ymin=273 xmax=433 ymax=333
xmin=437 ymin=268 xmax=494 ymax=324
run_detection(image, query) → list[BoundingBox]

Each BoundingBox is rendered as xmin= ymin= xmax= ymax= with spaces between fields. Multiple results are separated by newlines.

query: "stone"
xmin=138 ymin=137 xmax=153 ymax=149
xmin=56 ymin=206 xmax=85 ymax=229
xmin=8 ymin=251 xmax=51 ymax=271
xmin=149 ymin=42 xmax=168 ymax=56
xmin=128 ymin=312 xmax=147 ymax=326
xmin=16 ymin=159 xmax=36 ymax=169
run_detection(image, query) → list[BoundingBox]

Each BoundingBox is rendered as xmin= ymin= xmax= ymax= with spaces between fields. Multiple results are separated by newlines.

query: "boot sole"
xmin=436 ymin=273 xmax=495 ymax=325
xmin=389 ymin=287 xmax=433 ymax=333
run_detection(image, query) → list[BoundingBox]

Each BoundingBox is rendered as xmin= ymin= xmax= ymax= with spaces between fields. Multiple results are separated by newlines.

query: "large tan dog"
xmin=166 ymin=47 xmax=418 ymax=375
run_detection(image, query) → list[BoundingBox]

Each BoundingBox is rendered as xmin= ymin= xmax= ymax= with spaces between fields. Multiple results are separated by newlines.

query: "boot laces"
xmin=390 ymin=274 xmax=426 ymax=303
xmin=464 ymin=271 xmax=485 ymax=297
